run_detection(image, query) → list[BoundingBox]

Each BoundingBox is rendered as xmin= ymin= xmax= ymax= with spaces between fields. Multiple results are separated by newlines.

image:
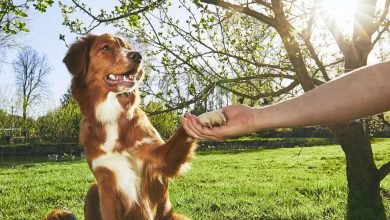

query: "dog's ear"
xmin=63 ymin=35 xmax=96 ymax=76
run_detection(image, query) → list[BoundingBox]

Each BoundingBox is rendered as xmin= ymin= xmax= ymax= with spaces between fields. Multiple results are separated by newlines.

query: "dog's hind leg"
xmin=158 ymin=208 xmax=190 ymax=220
xmin=164 ymin=213 xmax=190 ymax=220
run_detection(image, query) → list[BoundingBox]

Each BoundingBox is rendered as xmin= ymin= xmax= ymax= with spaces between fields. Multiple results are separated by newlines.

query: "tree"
xmin=0 ymin=0 xmax=54 ymax=34
xmin=145 ymin=101 xmax=180 ymax=139
xmin=36 ymin=98 xmax=81 ymax=143
xmin=13 ymin=46 xmax=50 ymax=128
xmin=0 ymin=85 xmax=23 ymax=142
xmin=61 ymin=0 xmax=390 ymax=218
xmin=34 ymin=89 xmax=81 ymax=143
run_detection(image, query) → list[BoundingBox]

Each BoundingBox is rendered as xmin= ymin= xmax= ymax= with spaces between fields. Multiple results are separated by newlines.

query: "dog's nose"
xmin=128 ymin=51 xmax=142 ymax=63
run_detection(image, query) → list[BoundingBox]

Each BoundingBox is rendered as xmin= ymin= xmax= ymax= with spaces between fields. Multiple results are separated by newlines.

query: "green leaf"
xmin=188 ymin=83 xmax=196 ymax=96
xmin=131 ymin=14 xmax=140 ymax=21
xmin=19 ymin=22 xmax=29 ymax=32
xmin=45 ymin=0 xmax=54 ymax=6
xmin=15 ymin=10 xmax=28 ymax=17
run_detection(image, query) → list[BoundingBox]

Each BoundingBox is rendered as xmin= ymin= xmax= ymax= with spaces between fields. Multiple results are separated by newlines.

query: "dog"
xmin=44 ymin=33 xmax=226 ymax=220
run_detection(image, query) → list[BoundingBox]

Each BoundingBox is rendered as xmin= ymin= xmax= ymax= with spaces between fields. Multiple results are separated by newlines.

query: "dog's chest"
xmin=92 ymin=120 xmax=161 ymax=205
xmin=90 ymin=91 xmax=163 ymax=204
xmin=92 ymin=151 xmax=142 ymax=202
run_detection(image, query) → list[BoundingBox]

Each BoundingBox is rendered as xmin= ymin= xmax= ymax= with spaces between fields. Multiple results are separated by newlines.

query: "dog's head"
xmin=64 ymin=33 xmax=144 ymax=95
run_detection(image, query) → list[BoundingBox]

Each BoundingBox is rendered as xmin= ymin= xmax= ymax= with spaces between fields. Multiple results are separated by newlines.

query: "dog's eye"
xmin=101 ymin=45 xmax=111 ymax=51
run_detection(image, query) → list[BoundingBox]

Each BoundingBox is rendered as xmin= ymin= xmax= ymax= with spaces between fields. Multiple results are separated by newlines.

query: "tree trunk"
xmin=330 ymin=123 xmax=385 ymax=219
xmin=331 ymin=0 xmax=386 ymax=217
xmin=22 ymin=96 xmax=28 ymax=137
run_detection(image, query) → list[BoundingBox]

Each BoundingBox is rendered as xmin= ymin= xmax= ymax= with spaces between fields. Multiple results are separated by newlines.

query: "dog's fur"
xmin=45 ymin=34 xmax=225 ymax=220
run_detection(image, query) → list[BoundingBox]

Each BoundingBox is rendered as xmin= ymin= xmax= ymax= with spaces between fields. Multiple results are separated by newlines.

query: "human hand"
xmin=180 ymin=104 xmax=257 ymax=141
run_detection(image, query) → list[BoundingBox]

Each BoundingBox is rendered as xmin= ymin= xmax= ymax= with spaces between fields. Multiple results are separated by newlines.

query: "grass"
xmin=0 ymin=140 xmax=389 ymax=220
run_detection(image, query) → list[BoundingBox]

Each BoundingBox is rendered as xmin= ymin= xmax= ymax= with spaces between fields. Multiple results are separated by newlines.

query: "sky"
xmin=0 ymin=0 xmax=118 ymax=117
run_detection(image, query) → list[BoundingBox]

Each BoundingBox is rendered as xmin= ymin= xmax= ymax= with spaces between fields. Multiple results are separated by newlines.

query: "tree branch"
xmin=201 ymin=0 xmax=276 ymax=27
xmin=299 ymin=4 xmax=330 ymax=81
xmin=379 ymin=161 xmax=390 ymax=181
xmin=255 ymin=0 xmax=272 ymax=9
xmin=305 ymin=40 xmax=331 ymax=80
xmin=372 ymin=20 xmax=390 ymax=46
xmin=218 ymin=73 xmax=295 ymax=83
xmin=144 ymin=83 xmax=216 ymax=115
xmin=218 ymin=80 xmax=299 ymax=100
xmin=376 ymin=0 xmax=390 ymax=30
xmin=72 ymin=0 xmax=164 ymax=23
xmin=316 ymin=0 xmax=347 ymax=55
xmin=145 ymin=74 xmax=298 ymax=115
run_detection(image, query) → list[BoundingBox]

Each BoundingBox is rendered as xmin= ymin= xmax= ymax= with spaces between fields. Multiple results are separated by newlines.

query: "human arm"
xmin=181 ymin=61 xmax=390 ymax=141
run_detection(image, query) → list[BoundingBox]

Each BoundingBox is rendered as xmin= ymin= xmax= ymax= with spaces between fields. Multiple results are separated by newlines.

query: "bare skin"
xmin=181 ymin=61 xmax=390 ymax=141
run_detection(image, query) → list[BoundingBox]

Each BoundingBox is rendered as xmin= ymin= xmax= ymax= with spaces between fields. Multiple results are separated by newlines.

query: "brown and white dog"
xmin=45 ymin=33 xmax=226 ymax=220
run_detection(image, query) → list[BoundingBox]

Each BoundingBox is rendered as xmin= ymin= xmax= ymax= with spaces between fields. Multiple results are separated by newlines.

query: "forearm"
xmin=254 ymin=61 xmax=390 ymax=131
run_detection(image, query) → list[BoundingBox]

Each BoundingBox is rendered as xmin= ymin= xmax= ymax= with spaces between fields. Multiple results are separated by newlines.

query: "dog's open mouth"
xmin=105 ymin=70 xmax=137 ymax=87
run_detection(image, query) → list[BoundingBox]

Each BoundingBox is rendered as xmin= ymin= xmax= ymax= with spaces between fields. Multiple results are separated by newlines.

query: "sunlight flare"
xmin=319 ymin=0 xmax=356 ymax=36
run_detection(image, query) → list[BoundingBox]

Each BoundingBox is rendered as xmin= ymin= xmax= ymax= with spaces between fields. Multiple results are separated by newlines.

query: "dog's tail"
xmin=43 ymin=209 xmax=77 ymax=220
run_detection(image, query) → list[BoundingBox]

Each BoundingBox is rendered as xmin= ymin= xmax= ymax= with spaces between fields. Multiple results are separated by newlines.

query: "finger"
xmin=188 ymin=115 xmax=222 ymax=141
xmin=180 ymin=117 xmax=205 ymax=140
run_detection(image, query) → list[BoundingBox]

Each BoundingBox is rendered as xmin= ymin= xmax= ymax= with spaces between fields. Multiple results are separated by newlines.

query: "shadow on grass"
xmin=196 ymin=148 xmax=270 ymax=156
xmin=0 ymin=155 xmax=83 ymax=168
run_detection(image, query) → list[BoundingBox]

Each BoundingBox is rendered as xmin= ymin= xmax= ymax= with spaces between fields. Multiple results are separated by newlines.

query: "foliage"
xmin=0 ymin=109 xmax=24 ymax=143
xmin=1 ymin=141 xmax=389 ymax=219
xmin=384 ymin=112 xmax=390 ymax=122
xmin=145 ymin=101 xmax=180 ymax=139
xmin=59 ymin=0 xmax=389 ymax=113
xmin=0 ymin=87 xmax=80 ymax=144
xmin=0 ymin=109 xmax=11 ymax=141
xmin=0 ymin=0 xmax=54 ymax=34
xmin=369 ymin=115 xmax=386 ymax=135
xmin=368 ymin=112 xmax=390 ymax=137
xmin=35 ymin=99 xmax=81 ymax=143
xmin=59 ymin=0 xmax=164 ymax=33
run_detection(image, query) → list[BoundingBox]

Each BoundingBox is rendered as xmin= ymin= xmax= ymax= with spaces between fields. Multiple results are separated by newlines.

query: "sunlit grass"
xmin=0 ymin=140 xmax=389 ymax=219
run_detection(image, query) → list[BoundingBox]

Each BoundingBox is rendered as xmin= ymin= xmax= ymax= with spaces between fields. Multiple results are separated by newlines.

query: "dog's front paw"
xmin=197 ymin=110 xmax=227 ymax=128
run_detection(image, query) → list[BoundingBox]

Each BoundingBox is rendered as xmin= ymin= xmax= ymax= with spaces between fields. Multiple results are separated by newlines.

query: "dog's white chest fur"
xmin=93 ymin=92 xmax=143 ymax=202
xmin=92 ymin=153 xmax=142 ymax=203
xmin=95 ymin=92 xmax=123 ymax=123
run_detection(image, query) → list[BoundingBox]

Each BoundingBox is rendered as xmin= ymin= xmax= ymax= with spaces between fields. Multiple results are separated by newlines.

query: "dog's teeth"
xmin=108 ymin=74 xmax=116 ymax=80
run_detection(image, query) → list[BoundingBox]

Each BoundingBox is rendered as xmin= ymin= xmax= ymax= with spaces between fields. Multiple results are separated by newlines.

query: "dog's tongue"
xmin=120 ymin=80 xmax=135 ymax=87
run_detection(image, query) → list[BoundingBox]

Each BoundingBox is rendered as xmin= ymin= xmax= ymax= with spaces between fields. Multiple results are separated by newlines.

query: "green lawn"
xmin=1 ymin=140 xmax=389 ymax=220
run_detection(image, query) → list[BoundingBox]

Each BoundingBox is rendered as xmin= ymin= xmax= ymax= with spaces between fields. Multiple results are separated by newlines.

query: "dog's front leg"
xmin=148 ymin=110 xmax=227 ymax=177
xmin=151 ymin=126 xmax=197 ymax=177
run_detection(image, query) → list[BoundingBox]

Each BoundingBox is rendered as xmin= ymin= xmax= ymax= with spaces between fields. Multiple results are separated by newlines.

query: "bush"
xmin=146 ymin=101 xmax=180 ymax=139
xmin=35 ymin=101 xmax=81 ymax=143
